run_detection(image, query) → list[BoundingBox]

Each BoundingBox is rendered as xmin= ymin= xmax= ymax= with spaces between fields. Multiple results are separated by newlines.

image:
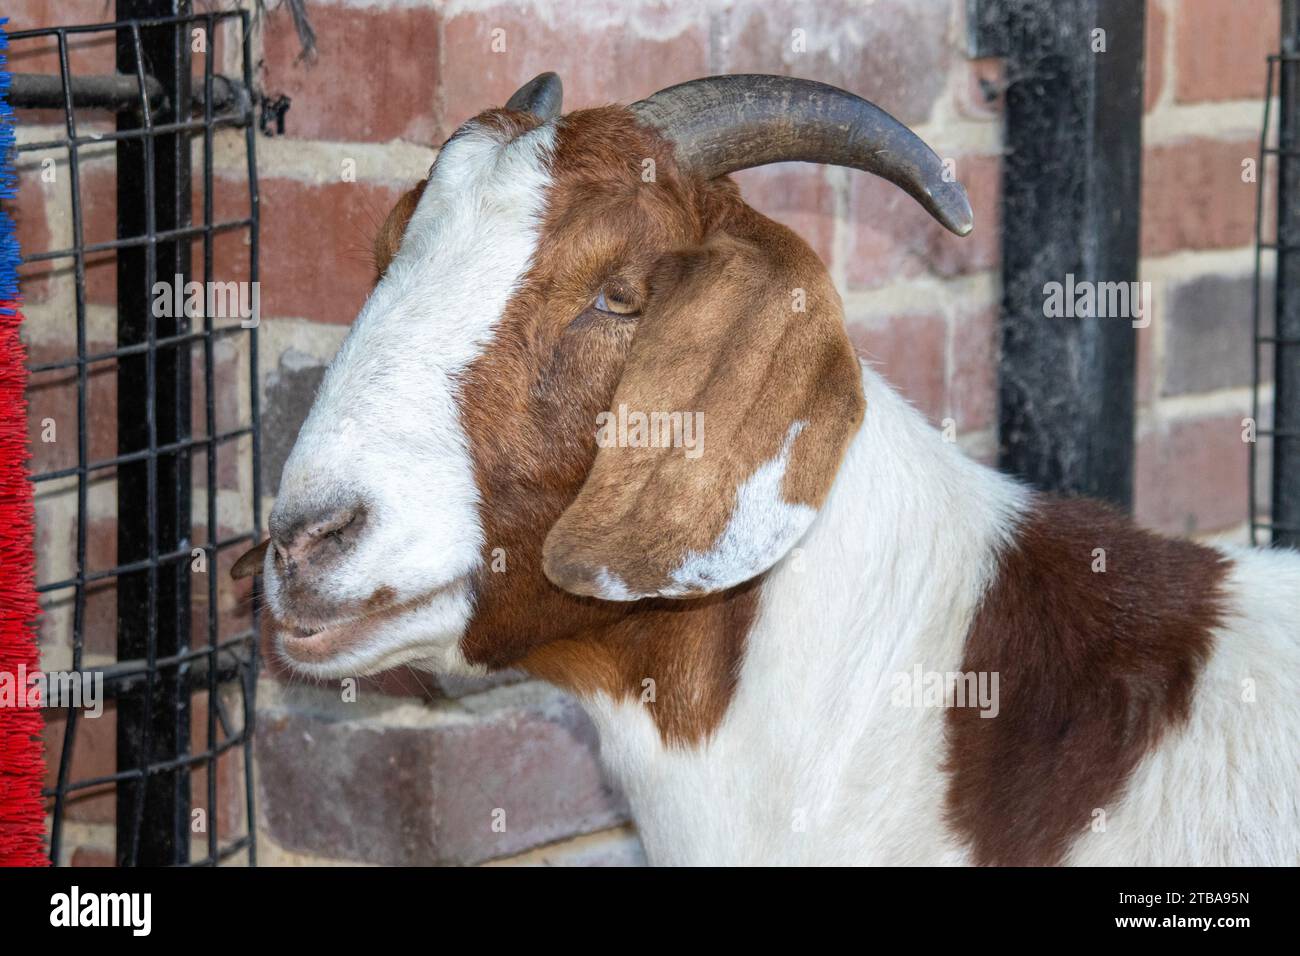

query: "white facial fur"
xmin=265 ymin=119 xmax=557 ymax=677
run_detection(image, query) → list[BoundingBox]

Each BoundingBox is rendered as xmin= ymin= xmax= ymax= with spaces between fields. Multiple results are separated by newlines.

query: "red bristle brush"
xmin=0 ymin=16 xmax=48 ymax=867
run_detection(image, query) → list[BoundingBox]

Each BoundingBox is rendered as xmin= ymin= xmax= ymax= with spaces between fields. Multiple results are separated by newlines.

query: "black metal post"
xmin=115 ymin=0 xmax=193 ymax=866
xmin=971 ymin=0 xmax=1145 ymax=508
xmin=1275 ymin=1 xmax=1300 ymax=548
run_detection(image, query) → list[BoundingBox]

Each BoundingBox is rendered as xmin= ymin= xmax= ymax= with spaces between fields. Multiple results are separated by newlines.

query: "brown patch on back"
xmin=945 ymin=496 xmax=1229 ymax=865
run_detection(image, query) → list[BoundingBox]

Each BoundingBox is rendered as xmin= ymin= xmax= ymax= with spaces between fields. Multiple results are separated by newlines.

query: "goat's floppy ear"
xmin=543 ymin=209 xmax=865 ymax=600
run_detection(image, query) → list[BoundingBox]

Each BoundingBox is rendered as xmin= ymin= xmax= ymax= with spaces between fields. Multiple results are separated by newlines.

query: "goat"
xmin=234 ymin=73 xmax=1300 ymax=866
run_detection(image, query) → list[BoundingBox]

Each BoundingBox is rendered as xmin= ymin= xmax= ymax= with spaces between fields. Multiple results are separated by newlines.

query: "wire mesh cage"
xmin=1252 ymin=3 xmax=1300 ymax=550
xmin=9 ymin=0 xmax=261 ymax=866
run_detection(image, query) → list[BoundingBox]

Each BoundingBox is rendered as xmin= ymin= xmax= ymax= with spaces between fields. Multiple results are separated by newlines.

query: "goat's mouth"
xmin=271 ymin=575 xmax=474 ymax=672
xmin=277 ymin=614 xmax=386 ymax=664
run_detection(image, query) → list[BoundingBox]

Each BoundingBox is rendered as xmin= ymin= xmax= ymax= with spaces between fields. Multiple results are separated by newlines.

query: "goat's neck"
xmin=578 ymin=366 xmax=1027 ymax=864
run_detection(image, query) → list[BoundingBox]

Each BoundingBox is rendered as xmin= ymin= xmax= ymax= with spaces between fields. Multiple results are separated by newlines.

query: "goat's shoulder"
xmin=944 ymin=494 xmax=1233 ymax=865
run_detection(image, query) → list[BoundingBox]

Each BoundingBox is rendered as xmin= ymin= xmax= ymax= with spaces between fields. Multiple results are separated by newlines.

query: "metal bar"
xmin=21 ymin=217 xmax=252 ymax=264
xmin=28 ymin=324 xmax=247 ymax=373
xmin=7 ymin=71 xmax=246 ymax=114
xmin=32 ymin=426 xmax=252 ymax=484
xmin=183 ymin=835 xmax=254 ymax=867
xmin=114 ymin=0 xmax=193 ymax=867
xmin=1249 ymin=56 xmax=1273 ymax=545
xmin=8 ymin=9 xmax=243 ymax=40
xmin=201 ymin=9 xmax=221 ymax=863
xmin=1275 ymin=0 xmax=1300 ymax=549
xmin=240 ymin=6 xmax=263 ymax=868
xmin=975 ymin=0 xmax=1146 ymax=508
xmin=18 ymin=119 xmax=251 ymax=155
xmin=36 ymin=640 xmax=254 ymax=706
xmin=35 ymin=530 xmax=256 ymax=594
xmin=46 ymin=28 xmax=89 ymax=868
xmin=14 ymin=2 xmax=260 ymax=869
xmin=42 ymin=733 xmax=251 ymax=796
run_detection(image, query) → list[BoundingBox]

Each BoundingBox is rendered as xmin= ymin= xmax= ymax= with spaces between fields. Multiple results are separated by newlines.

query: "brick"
xmin=732 ymin=164 xmax=835 ymax=267
xmin=189 ymin=172 xmax=257 ymax=291
xmin=4 ymin=2 xmax=118 ymax=78
xmin=12 ymin=168 xmax=53 ymax=302
xmin=1162 ymin=272 xmax=1267 ymax=396
xmin=719 ymin=0 xmax=951 ymax=127
xmin=70 ymin=846 xmax=115 ymax=867
xmin=1136 ymin=307 xmax=1158 ymax=407
xmin=848 ymin=312 xmax=948 ymax=424
xmin=486 ymin=826 xmax=647 ymax=867
xmin=189 ymin=338 xmax=247 ymax=492
xmin=81 ymin=162 xmax=256 ymax=309
xmin=1145 ymin=0 xmax=1167 ymax=112
xmin=259 ymin=178 xmax=405 ymax=324
xmin=439 ymin=1 xmax=708 ymax=139
xmin=188 ymin=691 xmax=248 ymax=843
xmin=262 ymin=2 xmax=441 ymax=144
xmin=60 ymin=516 xmax=256 ymax=660
xmin=1141 ymin=138 xmax=1258 ymax=256
xmin=256 ymin=687 xmax=628 ymax=865
xmin=1174 ymin=0 xmax=1277 ymax=104
xmin=359 ymin=667 xmax=530 ymax=701
xmin=7 ymin=1 xmax=120 ymax=134
xmin=189 ymin=523 xmax=257 ymax=652
xmin=950 ymin=303 xmax=998 ymax=432
xmin=261 ymin=348 xmax=327 ymax=495
xmin=25 ymin=344 xmax=118 ymax=476
xmin=43 ymin=692 xmax=248 ymax=841
xmin=42 ymin=703 xmax=117 ymax=825
xmin=1135 ymin=412 xmax=1252 ymax=535
xmin=846 ymin=152 xmax=1000 ymax=289
xmin=83 ymin=516 xmax=117 ymax=658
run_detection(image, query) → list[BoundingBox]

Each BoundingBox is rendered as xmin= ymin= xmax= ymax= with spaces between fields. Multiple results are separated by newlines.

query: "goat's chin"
xmin=271 ymin=577 xmax=477 ymax=680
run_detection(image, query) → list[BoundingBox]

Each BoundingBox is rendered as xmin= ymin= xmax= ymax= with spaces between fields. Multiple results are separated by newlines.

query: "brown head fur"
xmin=370 ymin=106 xmax=864 ymax=744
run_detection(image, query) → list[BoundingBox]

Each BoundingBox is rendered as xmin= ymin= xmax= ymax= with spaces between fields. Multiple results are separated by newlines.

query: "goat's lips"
xmin=277 ymin=615 xmax=380 ymax=664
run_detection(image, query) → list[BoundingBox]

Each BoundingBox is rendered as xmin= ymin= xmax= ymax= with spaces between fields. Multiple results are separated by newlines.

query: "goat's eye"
xmin=593 ymin=284 xmax=640 ymax=316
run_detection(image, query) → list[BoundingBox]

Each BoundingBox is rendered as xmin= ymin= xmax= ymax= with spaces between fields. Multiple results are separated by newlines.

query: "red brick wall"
xmin=7 ymin=0 xmax=1280 ymax=865
xmin=1137 ymin=0 xmax=1277 ymax=538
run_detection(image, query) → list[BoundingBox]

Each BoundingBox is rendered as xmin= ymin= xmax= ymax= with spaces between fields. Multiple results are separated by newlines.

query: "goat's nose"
xmin=271 ymin=505 xmax=365 ymax=572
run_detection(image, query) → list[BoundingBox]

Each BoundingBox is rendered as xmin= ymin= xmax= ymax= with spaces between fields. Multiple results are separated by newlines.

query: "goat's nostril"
xmin=271 ymin=505 xmax=365 ymax=568
xmin=311 ymin=508 xmax=359 ymax=540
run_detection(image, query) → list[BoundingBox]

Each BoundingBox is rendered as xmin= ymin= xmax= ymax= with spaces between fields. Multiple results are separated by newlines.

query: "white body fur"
xmin=586 ymin=367 xmax=1300 ymax=865
xmin=268 ymin=114 xmax=1300 ymax=865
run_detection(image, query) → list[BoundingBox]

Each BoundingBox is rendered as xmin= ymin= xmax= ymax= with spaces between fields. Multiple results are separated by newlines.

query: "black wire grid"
xmin=9 ymin=1 xmax=261 ymax=865
xmin=1252 ymin=27 xmax=1300 ymax=549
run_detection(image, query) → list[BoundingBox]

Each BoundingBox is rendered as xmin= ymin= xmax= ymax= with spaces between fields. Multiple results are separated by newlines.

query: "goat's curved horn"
xmin=505 ymin=72 xmax=563 ymax=120
xmin=630 ymin=74 xmax=972 ymax=236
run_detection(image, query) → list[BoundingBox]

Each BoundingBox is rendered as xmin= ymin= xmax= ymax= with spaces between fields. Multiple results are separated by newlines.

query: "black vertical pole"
xmin=1275 ymin=1 xmax=1300 ymax=548
xmin=116 ymin=0 xmax=192 ymax=865
xmin=971 ymin=0 xmax=1145 ymax=508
